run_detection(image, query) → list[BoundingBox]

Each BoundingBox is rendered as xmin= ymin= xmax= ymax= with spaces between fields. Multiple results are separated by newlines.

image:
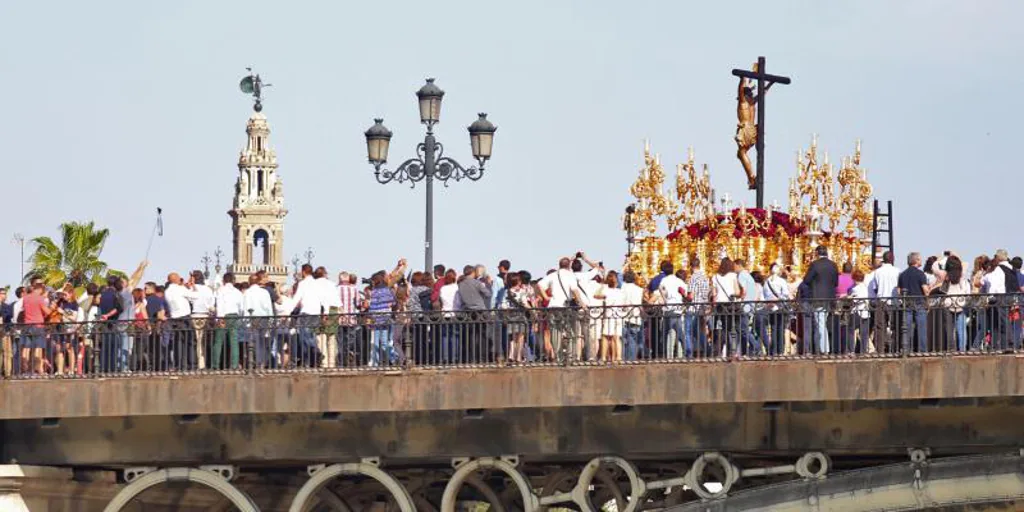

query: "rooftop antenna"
xmin=239 ymin=67 xmax=272 ymax=112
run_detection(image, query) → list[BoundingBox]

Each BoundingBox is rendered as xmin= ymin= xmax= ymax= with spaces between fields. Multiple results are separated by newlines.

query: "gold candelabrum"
xmin=625 ymin=138 xmax=875 ymax=279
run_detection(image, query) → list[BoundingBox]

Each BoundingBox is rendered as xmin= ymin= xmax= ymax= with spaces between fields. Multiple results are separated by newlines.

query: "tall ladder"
xmin=871 ymin=199 xmax=894 ymax=262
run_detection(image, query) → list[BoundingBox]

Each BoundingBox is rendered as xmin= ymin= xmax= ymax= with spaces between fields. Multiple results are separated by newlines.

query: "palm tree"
xmin=26 ymin=221 xmax=119 ymax=288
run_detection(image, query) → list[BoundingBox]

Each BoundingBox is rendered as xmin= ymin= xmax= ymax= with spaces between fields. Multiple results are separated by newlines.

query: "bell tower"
xmin=228 ymin=71 xmax=288 ymax=284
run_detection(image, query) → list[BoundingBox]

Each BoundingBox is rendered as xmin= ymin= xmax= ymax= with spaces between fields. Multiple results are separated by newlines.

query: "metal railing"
xmin=0 ymin=294 xmax=1020 ymax=378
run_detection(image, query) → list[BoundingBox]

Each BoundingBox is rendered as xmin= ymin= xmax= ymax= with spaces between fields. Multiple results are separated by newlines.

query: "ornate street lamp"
xmin=364 ymin=78 xmax=496 ymax=271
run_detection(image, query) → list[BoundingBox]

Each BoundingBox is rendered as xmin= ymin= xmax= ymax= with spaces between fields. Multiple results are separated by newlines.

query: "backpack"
xmin=418 ymin=288 xmax=432 ymax=311
xmin=1003 ymin=265 xmax=1020 ymax=295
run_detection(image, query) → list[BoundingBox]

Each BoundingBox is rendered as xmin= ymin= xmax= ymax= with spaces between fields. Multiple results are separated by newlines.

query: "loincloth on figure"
xmin=735 ymin=122 xmax=757 ymax=147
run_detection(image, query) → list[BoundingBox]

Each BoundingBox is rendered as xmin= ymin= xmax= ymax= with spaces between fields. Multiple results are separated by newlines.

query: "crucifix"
xmin=732 ymin=56 xmax=791 ymax=209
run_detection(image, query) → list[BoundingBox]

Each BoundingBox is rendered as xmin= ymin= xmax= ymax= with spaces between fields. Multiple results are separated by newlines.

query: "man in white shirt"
xmin=620 ymin=271 xmax=645 ymax=361
xmin=11 ymin=287 xmax=24 ymax=326
xmin=537 ymin=257 xmax=588 ymax=361
xmin=164 ymin=272 xmax=197 ymax=370
xmin=187 ymin=271 xmax=216 ymax=369
xmin=867 ymin=250 xmax=901 ymax=351
xmin=763 ymin=263 xmax=790 ymax=356
xmin=241 ymin=274 xmax=275 ymax=368
xmin=314 ymin=266 xmax=340 ymax=367
xmin=538 ymin=258 xmax=585 ymax=308
xmin=659 ymin=265 xmax=688 ymax=359
xmin=290 ymin=264 xmax=323 ymax=366
xmin=212 ymin=273 xmax=244 ymax=369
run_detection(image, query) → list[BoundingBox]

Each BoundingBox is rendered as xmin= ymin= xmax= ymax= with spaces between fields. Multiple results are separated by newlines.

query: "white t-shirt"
xmin=292 ymin=276 xmax=323 ymax=315
xmin=659 ymin=274 xmax=687 ymax=312
xmin=216 ymin=284 xmax=244 ymax=316
xmin=439 ymin=283 xmax=459 ymax=312
xmin=849 ymin=282 xmax=870 ymax=318
xmin=982 ymin=267 xmax=1007 ymax=294
xmin=189 ymin=284 xmax=215 ymax=315
xmin=275 ymin=295 xmax=296 ymax=316
xmin=317 ymin=277 xmax=341 ymax=310
xmin=579 ymin=278 xmax=603 ymax=307
xmin=711 ymin=273 xmax=739 ymax=303
xmin=242 ymin=286 xmax=274 ymax=317
xmin=868 ymin=264 xmax=900 ymax=299
xmin=538 ymin=269 xmax=581 ymax=308
xmin=600 ymin=286 xmax=624 ymax=307
xmin=164 ymin=283 xmax=193 ymax=319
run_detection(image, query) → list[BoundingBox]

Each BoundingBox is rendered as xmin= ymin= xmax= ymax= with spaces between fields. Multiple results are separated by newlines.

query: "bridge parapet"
xmin=1 ymin=355 xmax=1022 ymax=420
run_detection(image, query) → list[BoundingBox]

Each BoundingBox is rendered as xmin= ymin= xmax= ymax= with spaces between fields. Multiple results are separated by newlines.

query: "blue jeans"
xmin=370 ymin=326 xmax=396 ymax=367
xmin=739 ymin=310 xmax=762 ymax=356
xmin=814 ymin=308 xmax=830 ymax=354
xmin=685 ymin=313 xmax=707 ymax=356
xmin=119 ymin=330 xmax=131 ymax=372
xmin=99 ymin=326 xmax=119 ymax=373
xmin=441 ymin=324 xmax=460 ymax=364
xmin=622 ymin=323 xmax=643 ymax=361
xmin=903 ymin=308 xmax=928 ymax=353
xmin=955 ymin=312 xmax=967 ymax=352
xmin=664 ymin=313 xmax=687 ymax=359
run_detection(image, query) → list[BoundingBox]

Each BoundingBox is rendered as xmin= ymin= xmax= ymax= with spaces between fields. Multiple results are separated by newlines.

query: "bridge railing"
xmin=0 ymin=293 xmax=1020 ymax=377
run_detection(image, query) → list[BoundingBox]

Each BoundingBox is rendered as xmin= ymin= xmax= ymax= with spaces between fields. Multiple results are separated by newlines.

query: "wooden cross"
xmin=732 ymin=56 xmax=791 ymax=209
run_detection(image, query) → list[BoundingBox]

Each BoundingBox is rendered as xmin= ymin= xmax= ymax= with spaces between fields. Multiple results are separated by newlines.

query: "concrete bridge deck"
xmin=3 ymin=355 xmax=1024 ymax=511
xmin=2 ymin=355 xmax=1022 ymax=420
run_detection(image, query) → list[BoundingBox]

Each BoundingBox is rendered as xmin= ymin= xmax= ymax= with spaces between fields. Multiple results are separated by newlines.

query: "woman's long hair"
xmin=946 ymin=255 xmax=964 ymax=285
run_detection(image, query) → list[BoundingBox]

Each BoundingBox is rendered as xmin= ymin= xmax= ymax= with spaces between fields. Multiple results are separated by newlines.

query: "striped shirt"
xmin=688 ymin=271 xmax=711 ymax=304
xmin=338 ymin=284 xmax=361 ymax=326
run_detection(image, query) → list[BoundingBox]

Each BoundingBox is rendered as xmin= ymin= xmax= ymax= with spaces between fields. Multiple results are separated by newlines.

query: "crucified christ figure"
xmin=735 ymin=63 xmax=758 ymax=190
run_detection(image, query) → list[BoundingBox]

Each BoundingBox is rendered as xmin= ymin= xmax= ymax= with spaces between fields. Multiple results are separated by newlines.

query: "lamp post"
xmin=201 ymin=252 xmax=212 ymax=281
xmin=214 ymin=246 xmax=224 ymax=276
xmin=11 ymin=233 xmax=25 ymax=283
xmin=365 ymin=78 xmax=497 ymax=271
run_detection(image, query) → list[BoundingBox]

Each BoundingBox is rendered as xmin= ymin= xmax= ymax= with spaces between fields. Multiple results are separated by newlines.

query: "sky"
xmin=1 ymin=0 xmax=1022 ymax=287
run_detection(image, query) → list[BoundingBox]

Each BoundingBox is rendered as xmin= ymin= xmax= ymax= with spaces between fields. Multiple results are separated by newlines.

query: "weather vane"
xmin=239 ymin=67 xmax=271 ymax=112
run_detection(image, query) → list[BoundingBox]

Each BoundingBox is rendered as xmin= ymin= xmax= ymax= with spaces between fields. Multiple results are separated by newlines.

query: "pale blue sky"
xmin=1 ymin=0 xmax=1022 ymax=286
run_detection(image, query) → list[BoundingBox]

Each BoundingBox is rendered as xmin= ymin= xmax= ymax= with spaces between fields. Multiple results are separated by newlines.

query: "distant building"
xmin=227 ymin=109 xmax=288 ymax=284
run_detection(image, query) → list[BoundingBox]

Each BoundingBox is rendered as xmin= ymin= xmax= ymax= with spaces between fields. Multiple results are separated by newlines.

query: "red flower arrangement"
xmin=667 ymin=208 xmax=807 ymax=241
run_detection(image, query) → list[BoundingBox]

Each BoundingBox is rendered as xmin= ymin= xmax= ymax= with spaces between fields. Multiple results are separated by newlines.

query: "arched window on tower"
xmin=257 ymin=170 xmax=264 ymax=196
xmin=253 ymin=229 xmax=270 ymax=266
xmin=257 ymin=136 xmax=263 ymax=152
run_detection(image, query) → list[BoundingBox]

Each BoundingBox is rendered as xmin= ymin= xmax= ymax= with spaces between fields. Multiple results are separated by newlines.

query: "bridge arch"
xmin=441 ymin=457 xmax=539 ymax=512
xmin=102 ymin=467 xmax=258 ymax=512
xmin=288 ymin=462 xmax=415 ymax=512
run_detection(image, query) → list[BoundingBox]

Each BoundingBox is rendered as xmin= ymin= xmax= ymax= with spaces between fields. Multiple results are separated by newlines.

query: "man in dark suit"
xmin=897 ymin=251 xmax=930 ymax=353
xmin=802 ymin=245 xmax=839 ymax=354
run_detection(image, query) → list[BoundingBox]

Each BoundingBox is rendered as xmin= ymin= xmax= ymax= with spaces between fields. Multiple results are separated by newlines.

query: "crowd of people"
xmin=0 ymin=246 xmax=1021 ymax=377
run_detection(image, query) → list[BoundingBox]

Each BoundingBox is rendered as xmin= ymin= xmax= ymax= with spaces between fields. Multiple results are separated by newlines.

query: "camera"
xmin=575 ymin=251 xmax=583 ymax=259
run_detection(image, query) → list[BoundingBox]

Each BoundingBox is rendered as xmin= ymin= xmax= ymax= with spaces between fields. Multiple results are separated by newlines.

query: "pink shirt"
xmin=836 ymin=273 xmax=854 ymax=297
xmin=22 ymin=293 xmax=47 ymax=325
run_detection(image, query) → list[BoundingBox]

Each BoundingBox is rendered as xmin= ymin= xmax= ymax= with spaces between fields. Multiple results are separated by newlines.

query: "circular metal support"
xmin=570 ymin=456 xmax=646 ymax=512
xmin=103 ymin=467 xmax=259 ymax=512
xmin=684 ymin=452 xmax=740 ymax=500
xmin=795 ymin=451 xmax=832 ymax=479
xmin=288 ymin=462 xmax=415 ymax=512
xmin=441 ymin=458 xmax=539 ymax=512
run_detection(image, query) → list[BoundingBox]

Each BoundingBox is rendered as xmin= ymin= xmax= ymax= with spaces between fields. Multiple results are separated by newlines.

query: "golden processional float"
xmin=623 ymin=136 xmax=876 ymax=277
